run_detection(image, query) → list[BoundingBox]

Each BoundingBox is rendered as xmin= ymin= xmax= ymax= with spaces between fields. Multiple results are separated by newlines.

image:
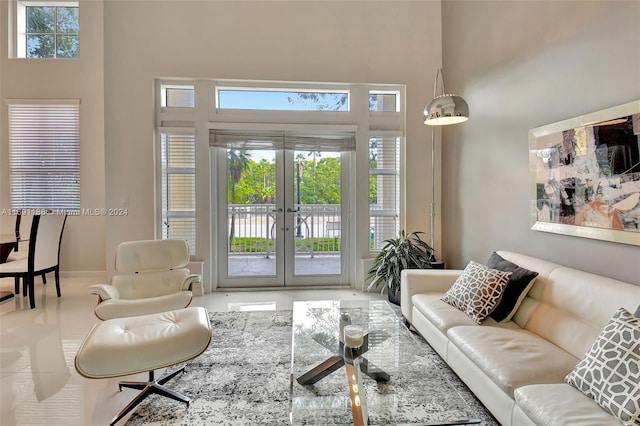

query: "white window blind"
xmin=8 ymin=100 xmax=80 ymax=211
xmin=210 ymin=129 xmax=356 ymax=152
xmin=160 ymin=130 xmax=196 ymax=255
xmin=369 ymin=135 xmax=400 ymax=251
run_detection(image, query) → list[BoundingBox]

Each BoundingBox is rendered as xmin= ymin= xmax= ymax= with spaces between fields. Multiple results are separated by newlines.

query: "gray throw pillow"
xmin=565 ymin=307 xmax=640 ymax=425
xmin=441 ymin=260 xmax=511 ymax=324
xmin=485 ymin=252 xmax=539 ymax=323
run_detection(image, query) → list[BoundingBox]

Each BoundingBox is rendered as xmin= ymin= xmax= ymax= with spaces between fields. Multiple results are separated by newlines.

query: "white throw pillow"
xmin=565 ymin=307 xmax=640 ymax=425
xmin=441 ymin=260 xmax=511 ymax=324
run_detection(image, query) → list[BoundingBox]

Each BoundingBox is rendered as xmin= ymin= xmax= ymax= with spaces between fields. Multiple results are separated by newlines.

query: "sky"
xmin=218 ymin=89 xmax=348 ymax=111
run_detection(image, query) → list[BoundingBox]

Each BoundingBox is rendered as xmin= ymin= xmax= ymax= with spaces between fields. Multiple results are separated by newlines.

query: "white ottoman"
xmin=75 ymin=307 xmax=211 ymax=425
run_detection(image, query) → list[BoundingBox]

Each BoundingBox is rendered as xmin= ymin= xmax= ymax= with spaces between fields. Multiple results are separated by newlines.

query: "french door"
xmin=216 ymin=146 xmax=347 ymax=288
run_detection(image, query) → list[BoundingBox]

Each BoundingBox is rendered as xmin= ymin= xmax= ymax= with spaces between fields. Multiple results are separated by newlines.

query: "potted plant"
xmin=366 ymin=230 xmax=442 ymax=305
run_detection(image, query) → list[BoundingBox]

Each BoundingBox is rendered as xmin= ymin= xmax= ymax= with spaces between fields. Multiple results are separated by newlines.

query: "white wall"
xmin=441 ymin=0 xmax=640 ymax=285
xmin=0 ymin=0 xmax=105 ymax=271
xmin=103 ymin=1 xmax=443 ymax=283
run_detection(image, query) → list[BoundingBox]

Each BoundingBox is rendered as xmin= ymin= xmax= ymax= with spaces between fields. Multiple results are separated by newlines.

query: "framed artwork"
xmin=529 ymin=101 xmax=640 ymax=246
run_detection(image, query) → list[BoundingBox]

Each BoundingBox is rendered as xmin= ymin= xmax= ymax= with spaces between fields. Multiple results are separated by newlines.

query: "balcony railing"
xmin=228 ymin=204 xmax=341 ymax=257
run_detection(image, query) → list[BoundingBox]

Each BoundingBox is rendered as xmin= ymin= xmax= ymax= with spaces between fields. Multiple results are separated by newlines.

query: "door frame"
xmin=212 ymin=125 xmax=354 ymax=289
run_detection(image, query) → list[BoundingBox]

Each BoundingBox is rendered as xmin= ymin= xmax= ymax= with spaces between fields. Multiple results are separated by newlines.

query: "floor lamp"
xmin=423 ymin=68 xmax=469 ymax=253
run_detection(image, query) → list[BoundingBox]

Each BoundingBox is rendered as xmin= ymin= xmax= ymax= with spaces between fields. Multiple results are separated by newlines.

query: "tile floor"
xmin=0 ymin=274 xmax=383 ymax=426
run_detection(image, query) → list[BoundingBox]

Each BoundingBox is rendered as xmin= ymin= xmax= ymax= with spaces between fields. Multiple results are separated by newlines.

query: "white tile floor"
xmin=0 ymin=274 xmax=383 ymax=426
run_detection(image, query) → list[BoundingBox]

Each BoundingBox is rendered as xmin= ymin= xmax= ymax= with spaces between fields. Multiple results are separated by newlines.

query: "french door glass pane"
xmin=227 ymin=149 xmax=277 ymax=277
xmin=293 ymin=150 xmax=341 ymax=276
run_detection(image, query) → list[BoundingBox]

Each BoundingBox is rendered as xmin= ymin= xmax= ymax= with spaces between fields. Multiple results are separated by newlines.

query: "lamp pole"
xmin=423 ymin=68 xmax=469 ymax=254
xmin=429 ymin=125 xmax=437 ymax=250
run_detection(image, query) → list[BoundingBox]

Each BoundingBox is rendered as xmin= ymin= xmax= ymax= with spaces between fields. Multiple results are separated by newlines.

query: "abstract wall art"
xmin=530 ymin=101 xmax=640 ymax=246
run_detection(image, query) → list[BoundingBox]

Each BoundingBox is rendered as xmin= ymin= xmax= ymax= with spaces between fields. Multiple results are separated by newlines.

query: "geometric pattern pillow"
xmin=485 ymin=252 xmax=538 ymax=323
xmin=564 ymin=308 xmax=640 ymax=425
xmin=441 ymin=260 xmax=511 ymax=324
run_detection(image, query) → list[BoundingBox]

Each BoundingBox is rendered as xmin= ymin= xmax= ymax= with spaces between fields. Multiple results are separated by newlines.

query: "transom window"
xmin=16 ymin=2 xmax=79 ymax=58
xmin=161 ymin=84 xmax=195 ymax=108
xmin=369 ymin=90 xmax=401 ymax=112
xmin=217 ymin=88 xmax=349 ymax=112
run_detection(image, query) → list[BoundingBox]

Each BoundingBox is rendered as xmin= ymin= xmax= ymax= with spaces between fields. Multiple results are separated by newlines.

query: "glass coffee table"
xmin=289 ymin=300 xmax=481 ymax=425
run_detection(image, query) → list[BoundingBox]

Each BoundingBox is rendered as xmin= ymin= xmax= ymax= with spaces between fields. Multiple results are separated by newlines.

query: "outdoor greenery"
xmin=227 ymin=150 xmax=379 ymax=205
xmin=228 ymin=151 xmax=344 ymax=204
xmin=367 ymin=230 xmax=437 ymax=299
xmin=287 ymin=92 xmax=348 ymax=111
xmin=229 ymin=237 xmax=340 ymax=253
xmin=229 ymin=237 xmax=274 ymax=253
xmin=26 ymin=6 xmax=79 ymax=58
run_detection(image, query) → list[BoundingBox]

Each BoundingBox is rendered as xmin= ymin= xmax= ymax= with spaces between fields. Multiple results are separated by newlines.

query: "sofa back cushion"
xmin=497 ymin=251 xmax=640 ymax=360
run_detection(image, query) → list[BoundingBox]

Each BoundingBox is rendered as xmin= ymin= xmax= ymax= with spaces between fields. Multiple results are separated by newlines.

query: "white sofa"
xmin=400 ymin=251 xmax=639 ymax=426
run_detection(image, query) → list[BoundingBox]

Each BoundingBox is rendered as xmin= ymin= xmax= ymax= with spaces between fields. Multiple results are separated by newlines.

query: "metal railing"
xmin=227 ymin=204 xmax=341 ymax=257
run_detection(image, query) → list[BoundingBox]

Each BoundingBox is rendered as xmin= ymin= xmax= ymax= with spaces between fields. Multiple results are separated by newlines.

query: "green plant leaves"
xmin=366 ymin=230 xmax=436 ymax=296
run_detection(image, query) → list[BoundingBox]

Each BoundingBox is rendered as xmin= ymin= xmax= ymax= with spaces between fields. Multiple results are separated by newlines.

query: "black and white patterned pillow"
xmin=565 ymin=308 xmax=640 ymax=425
xmin=441 ymin=260 xmax=511 ymax=324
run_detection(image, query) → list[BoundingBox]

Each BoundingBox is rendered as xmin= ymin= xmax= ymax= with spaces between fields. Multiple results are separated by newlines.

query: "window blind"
xmin=161 ymin=131 xmax=196 ymax=255
xmin=210 ymin=129 xmax=356 ymax=152
xmin=369 ymin=135 xmax=400 ymax=251
xmin=8 ymin=100 xmax=80 ymax=211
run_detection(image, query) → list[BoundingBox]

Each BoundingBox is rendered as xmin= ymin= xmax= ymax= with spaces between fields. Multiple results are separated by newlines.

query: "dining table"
xmin=0 ymin=233 xmax=18 ymax=303
xmin=0 ymin=233 xmax=19 ymax=264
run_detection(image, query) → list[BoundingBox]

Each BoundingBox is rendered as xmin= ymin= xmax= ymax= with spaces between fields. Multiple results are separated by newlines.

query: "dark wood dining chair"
xmin=7 ymin=212 xmax=47 ymax=290
xmin=8 ymin=211 xmax=32 ymax=258
xmin=0 ymin=214 xmax=68 ymax=309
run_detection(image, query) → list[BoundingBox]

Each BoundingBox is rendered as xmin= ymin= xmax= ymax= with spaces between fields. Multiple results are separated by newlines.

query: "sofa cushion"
xmin=565 ymin=307 xmax=640 ymax=425
xmin=413 ymin=293 xmax=520 ymax=334
xmin=447 ymin=325 xmax=579 ymax=397
xmin=515 ymin=383 xmax=622 ymax=426
xmin=413 ymin=293 xmax=477 ymax=333
xmin=441 ymin=260 xmax=511 ymax=324
xmin=485 ymin=252 xmax=538 ymax=323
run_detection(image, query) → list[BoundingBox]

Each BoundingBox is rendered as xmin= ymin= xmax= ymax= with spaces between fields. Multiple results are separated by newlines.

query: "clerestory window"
xmin=16 ymin=1 xmax=79 ymax=58
xmin=217 ymin=88 xmax=349 ymax=112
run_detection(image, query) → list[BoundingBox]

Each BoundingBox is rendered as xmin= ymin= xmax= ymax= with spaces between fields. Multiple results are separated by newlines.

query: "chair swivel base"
xmin=111 ymin=367 xmax=189 ymax=426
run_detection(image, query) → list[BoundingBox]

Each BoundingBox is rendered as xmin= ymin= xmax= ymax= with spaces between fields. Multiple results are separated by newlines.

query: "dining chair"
xmin=7 ymin=212 xmax=49 ymax=290
xmin=0 ymin=214 xmax=68 ymax=309
xmin=8 ymin=211 xmax=33 ymax=261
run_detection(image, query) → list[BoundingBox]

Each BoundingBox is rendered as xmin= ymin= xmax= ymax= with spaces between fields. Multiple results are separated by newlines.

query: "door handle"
xmin=271 ymin=208 xmax=283 ymax=213
xmin=286 ymin=208 xmax=299 ymax=213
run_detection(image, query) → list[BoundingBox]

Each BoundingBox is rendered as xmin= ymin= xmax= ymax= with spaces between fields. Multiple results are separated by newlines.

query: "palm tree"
xmin=227 ymin=149 xmax=251 ymax=246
